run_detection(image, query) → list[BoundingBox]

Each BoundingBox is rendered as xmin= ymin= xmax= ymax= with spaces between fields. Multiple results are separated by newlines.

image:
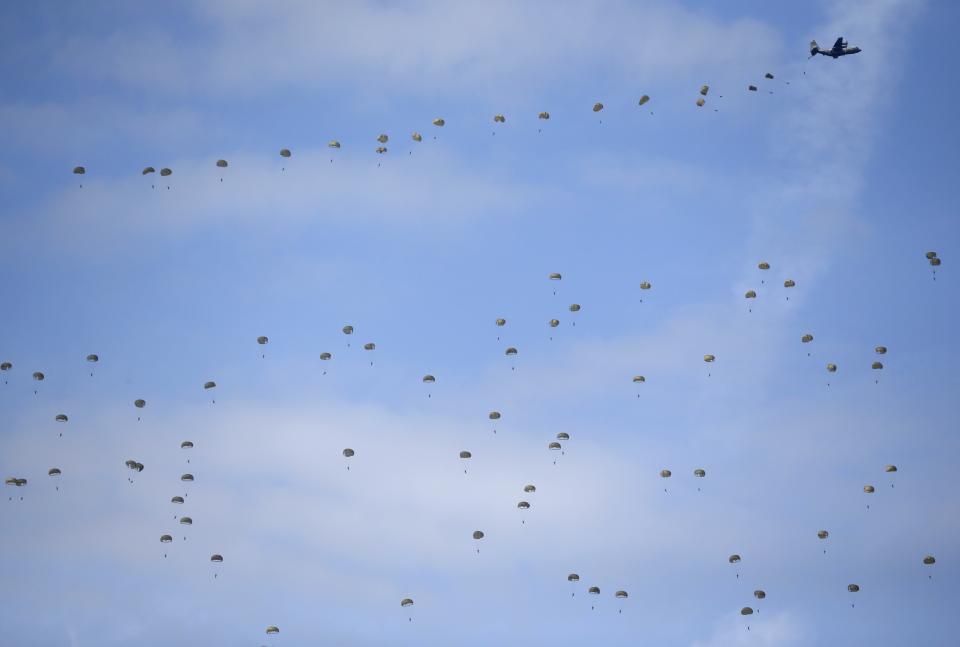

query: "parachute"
xmin=758 ymin=262 xmax=770 ymax=270
xmin=826 ymin=363 xmax=837 ymax=373
xmin=216 ymin=159 xmax=228 ymax=168
xmin=567 ymin=573 xmax=580 ymax=582
xmin=517 ymin=501 xmax=530 ymax=509
xmin=703 ymin=354 xmax=715 ymax=363
xmin=33 ymin=371 xmax=45 ymax=381
xmin=505 ymin=347 xmax=518 ymax=356
xmin=257 ymin=336 xmax=269 ymax=345
xmin=496 ymin=318 xmax=506 ymax=327
xmin=638 ymin=95 xmax=650 ymax=106
xmin=494 ymin=114 xmax=506 ymax=123
xmin=745 ymin=290 xmax=756 ymax=299
xmin=134 ymin=399 xmax=146 ymax=408
xmin=328 ymin=141 xmax=341 ymax=148
xmin=741 ymin=607 xmax=754 ymax=616
xmin=489 ymin=411 xmax=501 ymax=420
xmin=524 ymin=484 xmax=536 ymax=493
xmin=875 ymin=346 xmax=887 ymax=355
xmin=210 ymin=554 xmax=223 ymax=563
xmin=593 ymin=102 xmax=604 ymax=112
xmin=784 ymin=279 xmax=796 ymax=288
xmin=556 ymin=432 xmax=569 ymax=440
xmin=765 ymin=72 xmax=774 ymax=79
xmin=160 ymin=168 xmax=172 ymax=177
xmin=86 ymin=354 xmax=99 ymax=363
xmin=125 ymin=460 xmax=144 ymax=472
xmin=588 ymin=586 xmax=600 ymax=595
xmin=320 ymin=352 xmax=332 ymax=360
xmin=363 ymin=343 xmax=376 ymax=351
xmin=142 ymin=167 xmax=155 ymax=175
xmin=818 ymin=530 xmax=829 ymax=539
xmin=73 ymin=166 xmax=86 ymax=175
xmin=181 ymin=474 xmax=194 ymax=482
xmin=696 ymin=98 xmax=705 ymax=107
xmin=748 ymin=85 xmax=758 ymax=91
xmin=550 ymin=319 xmax=560 ymax=328
xmin=171 ymin=496 xmax=184 ymax=504
xmin=472 ymin=530 xmax=485 ymax=540
xmin=700 ymin=85 xmax=710 ymax=96
xmin=863 ymin=485 xmax=875 ymax=493
xmin=376 ymin=146 xmax=388 ymax=154
xmin=615 ymin=590 xmax=628 ymax=599
xmin=432 ymin=118 xmax=445 ymax=127
xmin=660 ymin=469 xmax=672 ymax=478
xmin=160 ymin=535 xmax=173 ymax=543
xmin=729 ymin=554 xmax=741 ymax=564
xmin=411 ymin=132 xmax=422 ymax=142
xmin=885 ymin=465 xmax=897 ymax=473
xmin=48 ymin=468 xmax=61 ymax=476
xmin=923 ymin=555 xmax=936 ymax=565
xmin=802 ymin=334 xmax=813 ymax=343
xmin=568 ymin=304 xmax=581 ymax=312
xmin=181 ymin=441 xmax=194 ymax=449
xmin=694 ymin=469 xmax=706 ymax=478
xmin=279 ymin=149 xmax=291 ymax=157
xmin=548 ymin=442 xmax=562 ymax=450
xmin=754 ymin=590 xmax=766 ymax=600
xmin=459 ymin=451 xmax=472 ymax=459
xmin=872 ymin=362 xmax=883 ymax=370
xmin=640 ymin=281 xmax=651 ymax=290
xmin=203 ymin=381 xmax=216 ymax=390
xmin=401 ymin=598 xmax=414 ymax=607
xmin=342 ymin=325 xmax=354 ymax=335
xmin=342 ymin=448 xmax=355 ymax=458
xmin=538 ymin=112 xmax=550 ymax=120
xmin=847 ymin=584 xmax=860 ymax=593
xmin=266 ymin=626 xmax=280 ymax=635
xmin=55 ymin=414 xmax=68 ymax=422
xmin=926 ymin=251 xmax=938 ymax=260
xmin=422 ymin=375 xmax=436 ymax=383
xmin=633 ymin=375 xmax=645 ymax=383
xmin=0 ymin=362 xmax=10 ymax=371
xmin=549 ymin=272 xmax=562 ymax=280
xmin=179 ymin=517 xmax=193 ymax=526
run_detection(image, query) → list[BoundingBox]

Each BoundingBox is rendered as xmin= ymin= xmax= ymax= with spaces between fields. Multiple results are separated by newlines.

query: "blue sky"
xmin=1 ymin=1 xmax=958 ymax=645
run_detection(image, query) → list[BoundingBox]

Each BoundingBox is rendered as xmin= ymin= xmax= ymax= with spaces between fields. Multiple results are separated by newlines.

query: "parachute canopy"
xmin=568 ymin=573 xmax=579 ymax=582
xmin=923 ymin=555 xmax=936 ymax=565
xmin=588 ymin=586 xmax=600 ymax=595
xmin=863 ymin=485 xmax=875 ymax=493
xmin=328 ymin=140 xmax=341 ymax=148
xmin=569 ymin=303 xmax=581 ymax=312
xmin=593 ymin=102 xmax=604 ymax=112
xmin=280 ymin=149 xmax=291 ymax=157
xmin=496 ymin=318 xmax=506 ymax=326
xmin=505 ymin=347 xmax=518 ymax=356
xmin=33 ymin=371 xmax=45 ymax=381
xmin=181 ymin=473 xmax=194 ymax=482
xmin=549 ymin=272 xmax=562 ymax=280
xmin=422 ymin=374 xmax=436 ymax=383
xmin=700 ymin=85 xmax=710 ymax=96
xmin=758 ymin=262 xmax=770 ymax=270
xmin=401 ymin=598 xmax=414 ymax=607
xmin=0 ymin=362 xmax=10 ymax=371
xmin=342 ymin=325 xmax=354 ymax=335
xmin=363 ymin=343 xmax=376 ymax=351
xmin=615 ymin=590 xmax=629 ymax=599
xmin=549 ymin=319 xmax=560 ymax=327
xmin=741 ymin=607 xmax=754 ymax=616
xmin=638 ymin=95 xmax=650 ymax=106
xmin=142 ymin=167 xmax=155 ymax=175
xmin=472 ymin=530 xmax=485 ymax=540
xmin=48 ymin=468 xmax=61 ymax=476
xmin=494 ymin=114 xmax=506 ymax=123
xmin=257 ymin=336 xmax=269 ymax=345
xmin=826 ymin=363 xmax=837 ymax=373
xmin=694 ymin=468 xmax=706 ymax=478
xmin=802 ymin=334 xmax=813 ymax=343
xmin=432 ymin=118 xmax=445 ymax=127
xmin=872 ymin=362 xmax=883 ymax=370
xmin=754 ymin=590 xmax=766 ymax=600
xmin=556 ymin=432 xmax=569 ymax=440
xmin=885 ymin=465 xmax=898 ymax=473
xmin=320 ymin=352 xmax=332 ymax=360
xmin=181 ymin=441 xmax=194 ymax=449
xmin=179 ymin=517 xmax=193 ymax=525
xmin=86 ymin=354 xmax=99 ymax=362
xmin=134 ymin=399 xmax=146 ymax=408
xmin=784 ymin=279 xmax=796 ymax=288
xmin=875 ymin=346 xmax=887 ymax=355
xmin=548 ymin=442 xmax=562 ymax=450
xmin=818 ymin=530 xmax=829 ymax=539
xmin=171 ymin=496 xmax=184 ymax=504
xmin=640 ymin=281 xmax=651 ymax=290
xmin=211 ymin=554 xmax=223 ymax=563
xmin=524 ymin=484 xmax=536 ymax=493
xmin=539 ymin=111 xmax=550 ymax=120
xmin=489 ymin=411 xmax=501 ymax=420
xmin=729 ymin=554 xmax=741 ymax=564
xmin=696 ymin=98 xmax=705 ymax=107
xmin=633 ymin=375 xmax=645 ymax=383
xmin=517 ymin=501 xmax=530 ymax=510
xmin=848 ymin=584 xmax=860 ymax=593
xmin=266 ymin=626 xmax=280 ymax=634
xmin=203 ymin=381 xmax=216 ymax=389
xmin=703 ymin=354 xmax=715 ymax=363
xmin=216 ymin=159 xmax=228 ymax=168
xmin=459 ymin=451 xmax=472 ymax=459
xmin=765 ymin=72 xmax=775 ymax=79
xmin=342 ymin=448 xmax=355 ymax=458
xmin=160 ymin=168 xmax=172 ymax=177
xmin=748 ymin=85 xmax=758 ymax=91
xmin=160 ymin=535 xmax=173 ymax=543
xmin=745 ymin=290 xmax=756 ymax=299
xmin=660 ymin=469 xmax=672 ymax=478
xmin=55 ymin=414 xmax=68 ymax=422
xmin=73 ymin=166 xmax=86 ymax=175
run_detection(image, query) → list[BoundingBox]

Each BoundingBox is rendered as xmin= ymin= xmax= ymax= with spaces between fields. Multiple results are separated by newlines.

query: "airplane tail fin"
xmin=809 ymin=40 xmax=819 ymax=56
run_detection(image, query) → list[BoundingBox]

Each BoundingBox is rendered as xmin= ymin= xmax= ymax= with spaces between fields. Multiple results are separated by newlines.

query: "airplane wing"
xmin=833 ymin=37 xmax=844 ymax=50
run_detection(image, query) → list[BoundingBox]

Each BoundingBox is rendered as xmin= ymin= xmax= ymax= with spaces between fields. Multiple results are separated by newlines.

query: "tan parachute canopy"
xmin=377 ymin=134 xmax=389 ymax=143
xmin=179 ymin=517 xmax=193 ymax=525
xmin=472 ymin=530 xmax=485 ymax=540
xmin=729 ymin=554 xmax=741 ymax=564
xmin=615 ymin=590 xmax=629 ymax=599
xmin=703 ymin=354 xmax=715 ymax=363
xmin=280 ymin=149 xmax=292 ymax=157
xmin=863 ymin=485 xmax=875 ymax=493
xmin=696 ymin=98 xmax=705 ymax=107
xmin=818 ymin=530 xmax=829 ymax=539
xmin=171 ymin=496 xmax=184 ymax=504
xmin=320 ymin=352 xmax=332 ymax=360
xmin=48 ymin=468 xmax=61 ymax=476
xmin=86 ymin=354 xmax=99 ymax=362
xmin=826 ymin=363 xmax=837 ymax=373
xmin=459 ymin=451 xmax=472 ymax=459
xmin=549 ymin=272 xmax=562 ymax=280
xmin=210 ymin=554 xmax=223 ymax=563
xmin=539 ymin=111 xmax=550 ymax=120
xmin=423 ymin=374 xmax=436 ymax=383
xmin=588 ymin=586 xmax=600 ymax=595
xmin=432 ymin=118 xmax=445 ymax=127
xmin=802 ymin=334 xmax=813 ymax=343
xmin=494 ymin=114 xmax=506 ymax=123
xmin=266 ymin=626 xmax=280 ymax=634
xmin=342 ymin=325 xmax=354 ymax=335
xmin=55 ymin=414 xmax=68 ymax=422
xmin=524 ymin=484 xmax=536 ymax=493
xmin=885 ymin=465 xmax=898 ymax=473
xmin=569 ymin=304 xmax=581 ymax=312
xmin=875 ymin=346 xmax=887 ymax=355
xmin=134 ymin=399 xmax=146 ymax=408
xmin=489 ymin=411 xmax=501 ymax=420
xmin=328 ymin=140 xmax=341 ymax=148
xmin=160 ymin=535 xmax=173 ymax=543
xmin=257 ymin=336 xmax=269 ymax=345
xmin=568 ymin=573 xmax=580 ymax=582
xmin=550 ymin=319 xmax=560 ymax=327
xmin=342 ymin=448 xmax=355 ymax=458
xmin=216 ymin=159 xmax=228 ymax=168
xmin=872 ymin=362 xmax=883 ymax=370
xmin=0 ymin=362 xmax=11 ymax=371
xmin=495 ymin=318 xmax=506 ymax=326
xmin=758 ymin=262 xmax=770 ymax=270
xmin=33 ymin=371 xmax=45 ymax=381
xmin=376 ymin=146 xmax=388 ymax=154
xmin=548 ymin=441 xmax=562 ymax=450
xmin=754 ymin=590 xmax=766 ymax=599
xmin=593 ymin=102 xmax=604 ymax=112
xmin=847 ymin=584 xmax=860 ymax=593
xmin=926 ymin=251 xmax=938 ymax=259
xmin=181 ymin=441 xmax=194 ymax=449
xmin=930 ymin=258 xmax=941 ymax=267
xmin=203 ymin=381 xmax=216 ymax=389
xmin=517 ymin=501 xmax=530 ymax=509
xmin=741 ymin=607 xmax=754 ymax=616
xmin=411 ymin=133 xmax=422 ymax=143
xmin=639 ymin=95 xmax=650 ymax=106
xmin=181 ymin=473 xmax=194 ymax=482
xmin=160 ymin=168 xmax=172 ymax=176
xmin=633 ymin=375 xmax=645 ymax=383
xmin=700 ymin=85 xmax=710 ymax=96
xmin=694 ymin=468 xmax=706 ymax=478
xmin=142 ymin=166 xmax=155 ymax=175
xmin=401 ymin=598 xmax=414 ymax=607
xmin=640 ymin=281 xmax=652 ymax=290
xmin=784 ymin=279 xmax=796 ymax=288
xmin=745 ymin=290 xmax=757 ymax=299
xmin=364 ymin=343 xmax=376 ymax=351
xmin=556 ymin=432 xmax=570 ymax=440
xmin=73 ymin=166 xmax=86 ymax=175
xmin=923 ymin=555 xmax=936 ymax=565
xmin=505 ymin=347 xmax=518 ymax=356
xmin=660 ymin=469 xmax=672 ymax=478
